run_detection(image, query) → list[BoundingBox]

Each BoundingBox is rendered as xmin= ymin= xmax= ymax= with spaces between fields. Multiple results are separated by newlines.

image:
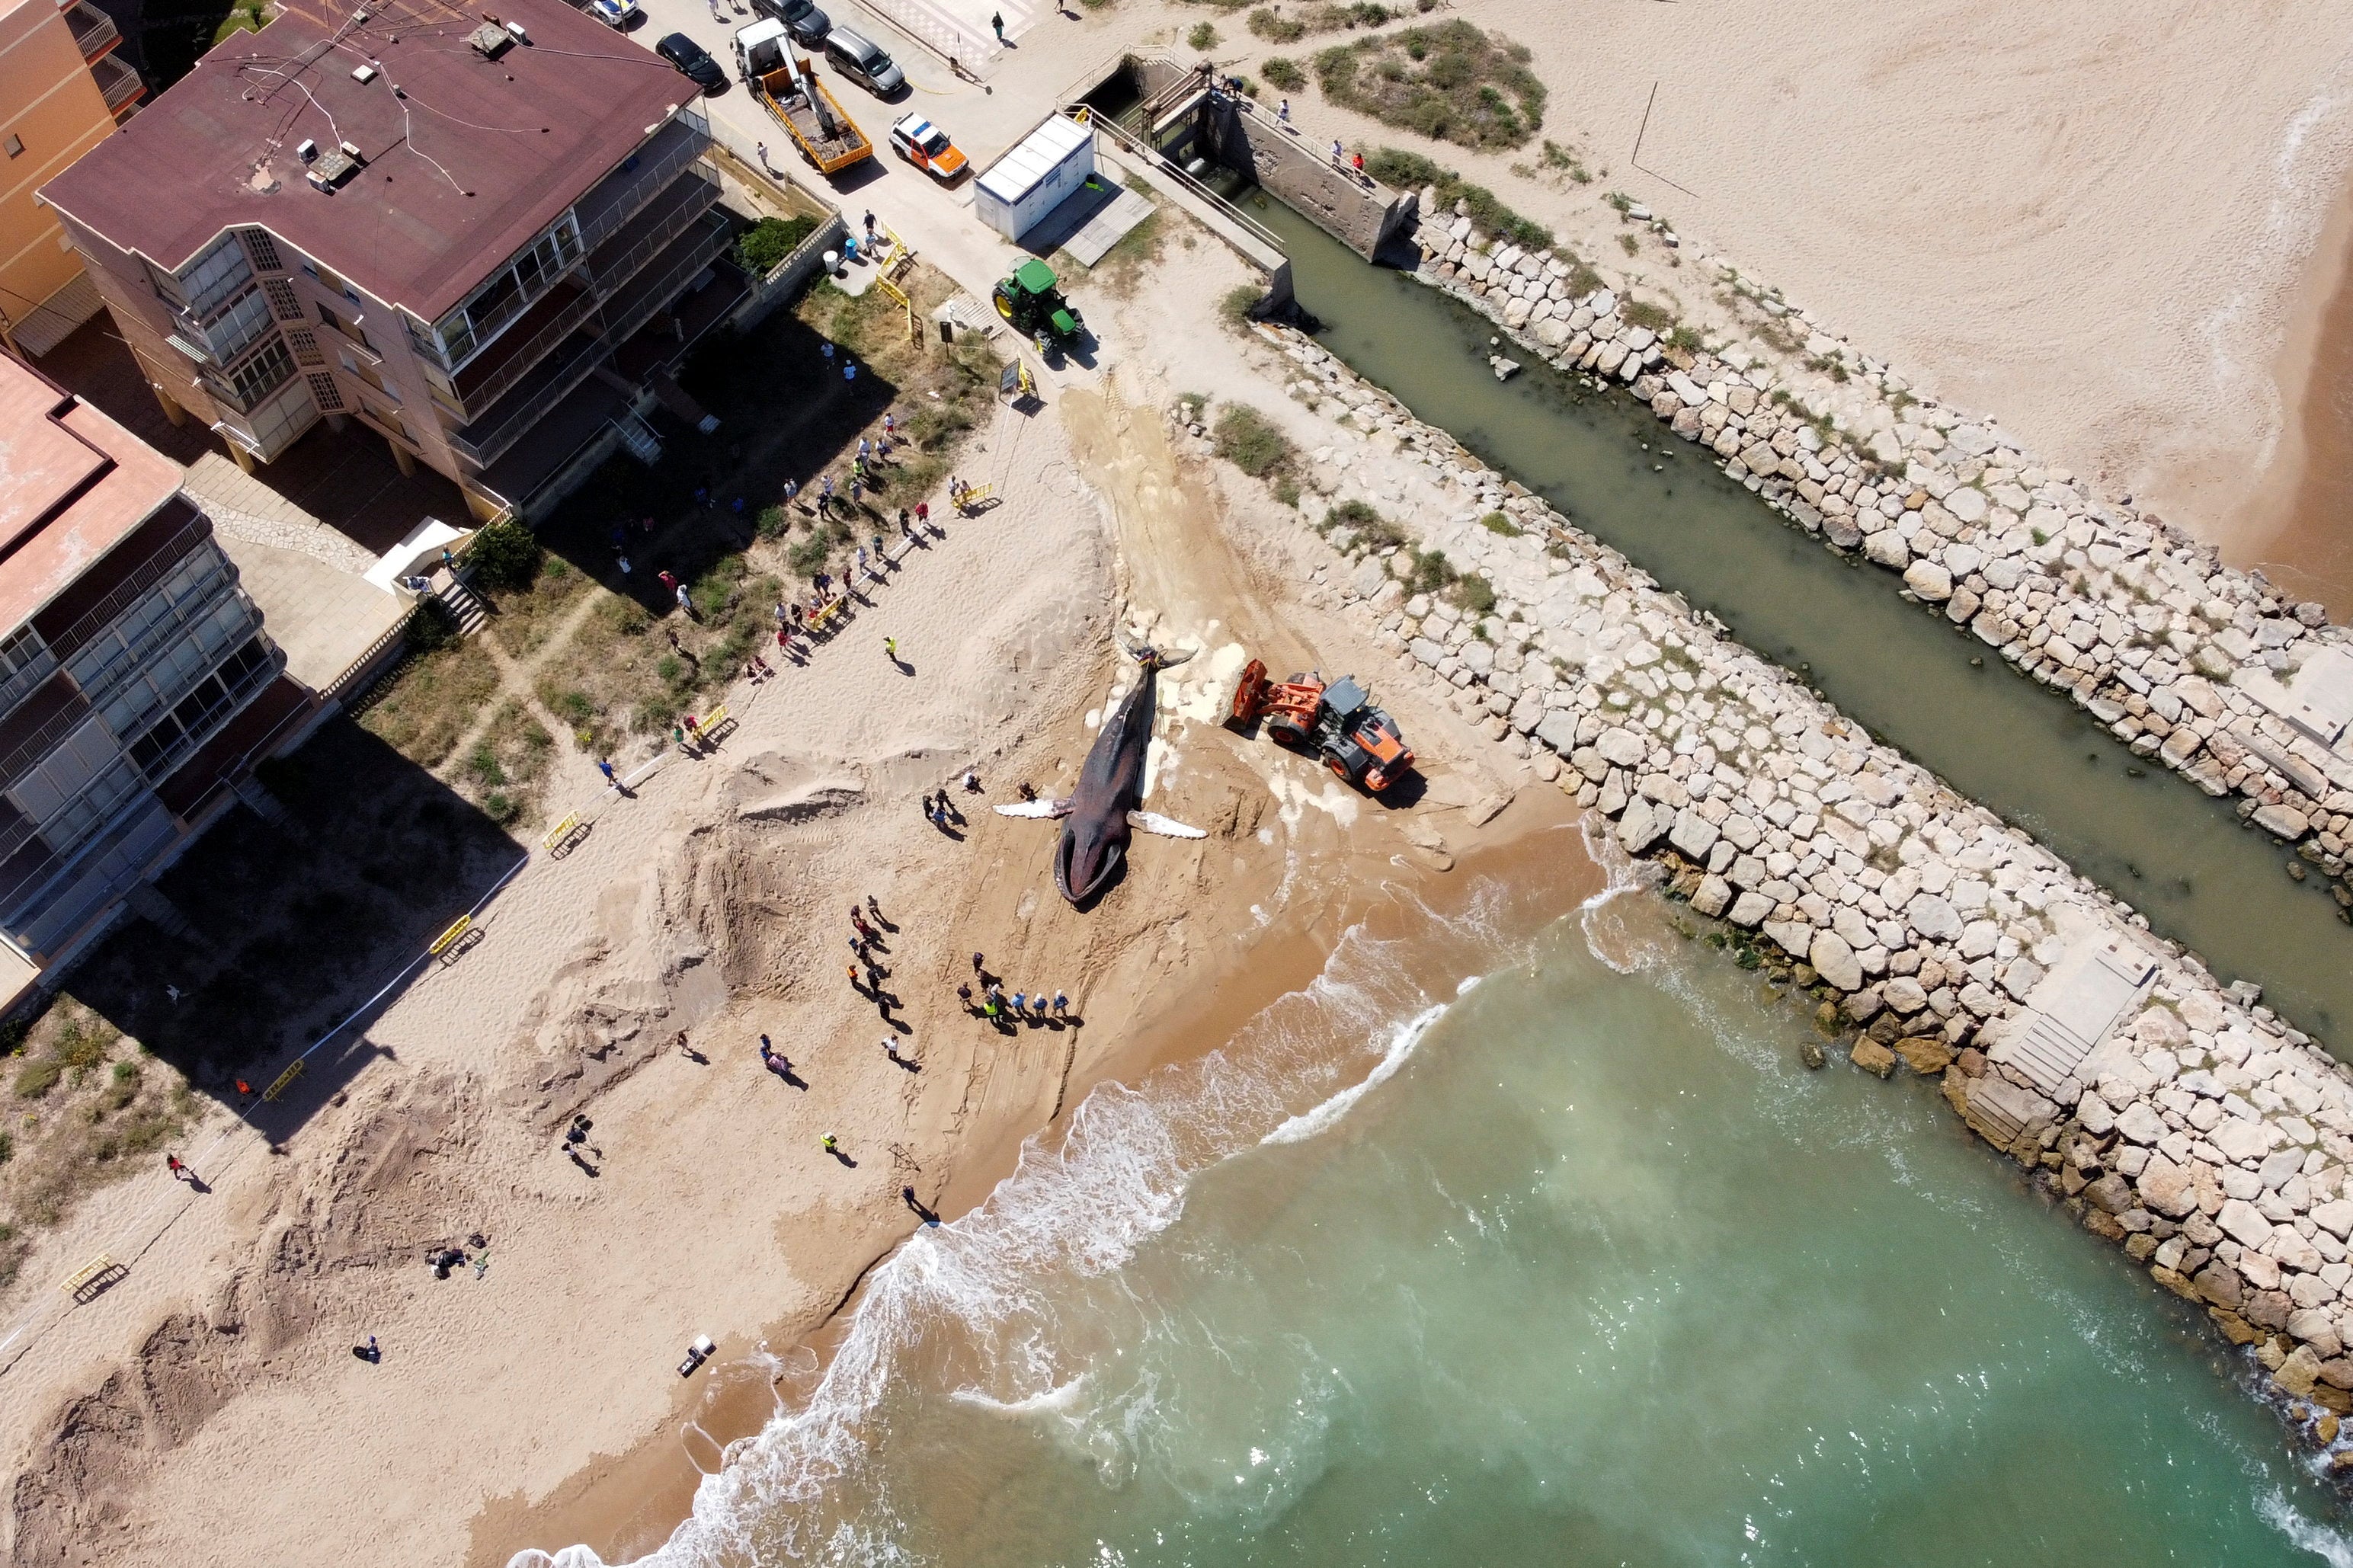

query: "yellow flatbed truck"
xmin=734 ymin=20 xmax=871 ymax=177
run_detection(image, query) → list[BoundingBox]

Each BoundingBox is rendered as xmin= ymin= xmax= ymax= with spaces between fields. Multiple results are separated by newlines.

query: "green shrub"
xmin=13 ymin=1057 xmax=59 ymax=1099
xmin=1407 ymin=547 xmax=1456 ymax=597
xmin=1212 ymin=404 xmax=1295 ymax=478
xmin=1449 ymin=572 xmax=1497 ymax=615
xmin=756 ymin=505 xmax=789 ymax=539
xmin=1326 ymin=499 xmax=1408 ymax=550
xmin=1315 ymin=21 xmax=1545 ymax=151
xmin=1188 ymin=20 xmax=1218 ymax=48
xmin=1621 ymin=299 xmax=1673 ymax=333
xmin=786 ymin=532 xmax=833 ymax=578
xmin=1363 ymin=147 xmax=1550 ymax=248
xmin=467 ymin=517 xmax=543 ymax=591
xmin=1219 ymin=283 xmax=1266 ymax=327
xmin=483 ymin=791 xmax=519 ymax=824
xmin=1480 ymin=511 xmax=1522 ymax=537
xmin=406 ymin=597 xmax=461 ymax=654
xmin=738 ymin=215 xmax=820 ymax=274
xmin=1261 ymin=54 xmax=1305 ymax=88
xmin=1250 ymin=8 xmax=1305 ymax=40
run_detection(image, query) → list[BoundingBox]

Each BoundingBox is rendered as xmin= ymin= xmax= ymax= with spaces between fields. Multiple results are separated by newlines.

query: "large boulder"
xmin=1810 ymin=931 xmax=1864 ymax=992
xmin=1902 ymin=559 xmax=1954 ymax=601
xmin=2217 ymin=1198 xmax=2275 ymax=1249
xmin=2134 ymin=1155 xmax=2200 ymax=1218
xmin=1617 ymin=798 xmax=1666 ymax=853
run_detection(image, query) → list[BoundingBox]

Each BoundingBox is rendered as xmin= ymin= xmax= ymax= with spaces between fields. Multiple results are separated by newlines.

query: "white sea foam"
xmin=1263 ymin=1002 xmax=1449 ymax=1147
xmin=2259 ymin=1485 xmax=2353 ymax=1565
xmin=514 ymin=882 xmax=1528 ymax=1568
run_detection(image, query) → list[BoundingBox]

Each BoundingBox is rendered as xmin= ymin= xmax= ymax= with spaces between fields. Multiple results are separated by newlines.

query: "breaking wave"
xmin=509 ymin=877 xmax=1545 ymax=1568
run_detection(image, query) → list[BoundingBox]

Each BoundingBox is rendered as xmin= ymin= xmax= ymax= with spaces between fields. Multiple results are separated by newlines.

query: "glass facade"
xmin=423 ymin=213 xmax=582 ymax=369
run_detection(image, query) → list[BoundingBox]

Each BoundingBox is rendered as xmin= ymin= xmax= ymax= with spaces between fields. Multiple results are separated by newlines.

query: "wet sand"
xmin=2219 ymin=162 xmax=2353 ymax=616
xmin=468 ymin=789 xmax=1594 ymax=1566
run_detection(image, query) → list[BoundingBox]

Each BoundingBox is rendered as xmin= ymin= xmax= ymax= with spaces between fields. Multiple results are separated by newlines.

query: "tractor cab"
xmin=1316 ymin=678 xmax=1413 ymax=793
xmin=992 ymin=258 xmax=1085 ymax=354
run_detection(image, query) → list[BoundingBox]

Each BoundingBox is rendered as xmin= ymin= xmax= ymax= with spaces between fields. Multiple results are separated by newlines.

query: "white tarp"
xmin=365 ymin=517 xmax=472 ymax=596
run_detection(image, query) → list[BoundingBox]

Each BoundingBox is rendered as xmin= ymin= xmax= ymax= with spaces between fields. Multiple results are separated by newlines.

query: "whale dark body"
xmin=1055 ymin=655 xmax=1164 ymax=904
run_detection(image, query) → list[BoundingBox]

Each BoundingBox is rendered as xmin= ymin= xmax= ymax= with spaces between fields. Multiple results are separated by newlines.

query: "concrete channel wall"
xmin=1225 ymin=320 xmax=2353 ymax=1460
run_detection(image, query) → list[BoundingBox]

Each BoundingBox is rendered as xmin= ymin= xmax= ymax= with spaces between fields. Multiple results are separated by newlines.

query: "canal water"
xmin=1244 ymin=190 xmax=2353 ymax=1045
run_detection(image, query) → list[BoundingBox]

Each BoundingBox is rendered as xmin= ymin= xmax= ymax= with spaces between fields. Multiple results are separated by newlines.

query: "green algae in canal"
xmin=1244 ymin=190 xmax=2353 ymax=1044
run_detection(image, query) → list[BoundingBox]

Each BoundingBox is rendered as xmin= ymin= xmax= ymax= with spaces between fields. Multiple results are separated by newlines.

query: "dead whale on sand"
xmin=997 ymin=639 xmax=1205 ymax=904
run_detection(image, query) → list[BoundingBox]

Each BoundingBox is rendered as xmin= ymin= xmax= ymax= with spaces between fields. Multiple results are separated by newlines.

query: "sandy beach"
xmin=0 ymin=214 xmax=1554 ymax=1563
xmin=11 ymin=0 xmax=2353 ymax=1560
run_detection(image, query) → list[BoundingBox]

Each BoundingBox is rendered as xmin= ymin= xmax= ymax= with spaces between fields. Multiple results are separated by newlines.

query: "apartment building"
xmin=0 ymin=350 xmax=309 ymax=983
xmin=0 ymin=0 xmax=143 ymax=357
xmin=39 ymin=0 xmax=739 ymax=523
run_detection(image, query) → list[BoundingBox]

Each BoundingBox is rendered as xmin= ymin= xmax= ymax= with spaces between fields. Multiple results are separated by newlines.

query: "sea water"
xmin=536 ymin=843 xmax=2353 ymax=1566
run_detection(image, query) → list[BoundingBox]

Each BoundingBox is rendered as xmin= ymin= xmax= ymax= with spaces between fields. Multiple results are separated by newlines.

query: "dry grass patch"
xmin=0 ymin=999 xmax=197 ymax=1288
xmin=1316 ymin=20 xmax=1546 ymax=150
xmin=355 ymin=622 xmax=500 ymax=770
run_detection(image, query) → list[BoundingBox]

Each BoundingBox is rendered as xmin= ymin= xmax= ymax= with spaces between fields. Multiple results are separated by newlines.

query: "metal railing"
xmin=449 ymin=284 xmax=600 ymax=419
xmin=578 ymin=117 xmax=712 ymax=254
xmin=450 ymin=210 xmax=731 ymax=467
xmin=89 ymin=53 xmax=141 ymax=111
xmin=597 ymin=210 xmax=732 ymax=350
xmin=46 ymin=514 xmax=214 ymax=661
xmin=64 ymin=2 xmax=118 ymax=60
xmin=69 ymin=588 xmax=261 ymax=725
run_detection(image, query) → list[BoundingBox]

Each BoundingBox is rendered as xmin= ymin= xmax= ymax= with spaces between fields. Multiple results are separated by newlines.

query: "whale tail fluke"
xmin=1119 ymin=633 xmax=1197 ymax=670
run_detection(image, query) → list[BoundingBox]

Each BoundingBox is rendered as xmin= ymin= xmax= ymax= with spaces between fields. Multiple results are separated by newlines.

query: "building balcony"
xmin=447 ymin=276 xmax=596 ymax=415
xmin=597 ymin=209 xmax=733 ymax=350
xmin=447 ymin=210 xmax=732 ymax=469
xmin=89 ymin=53 xmax=142 ymax=115
xmin=581 ymin=167 xmax=720 ymax=298
xmin=574 ymin=112 xmax=711 ymax=254
xmin=63 ymin=1 xmax=118 ymax=62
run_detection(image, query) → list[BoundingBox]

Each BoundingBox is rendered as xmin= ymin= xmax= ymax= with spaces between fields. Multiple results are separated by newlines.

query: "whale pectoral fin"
xmin=995 ymin=798 xmax=1074 ymax=819
xmin=1127 ymin=810 xmax=1207 ymax=839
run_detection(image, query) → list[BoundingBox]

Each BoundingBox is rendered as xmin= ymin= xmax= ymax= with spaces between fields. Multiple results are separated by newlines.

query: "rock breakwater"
xmin=1407 ymin=203 xmax=2353 ymax=932
xmin=1227 ymin=322 xmax=2353 ymax=1456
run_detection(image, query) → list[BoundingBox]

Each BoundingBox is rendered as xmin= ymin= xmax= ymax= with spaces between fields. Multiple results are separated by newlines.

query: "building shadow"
xmin=36 ymin=315 xmax=469 ymax=558
xmin=530 ymin=307 xmax=908 ymax=605
xmin=61 ymin=717 xmax=517 ymax=1122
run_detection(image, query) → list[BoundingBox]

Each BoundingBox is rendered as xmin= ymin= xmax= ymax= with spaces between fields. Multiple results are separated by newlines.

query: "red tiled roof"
xmin=0 ymin=353 xmax=183 ymax=638
xmin=39 ymin=0 xmax=696 ymax=322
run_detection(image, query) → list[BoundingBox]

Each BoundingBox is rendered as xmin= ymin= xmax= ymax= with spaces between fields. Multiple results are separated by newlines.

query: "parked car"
xmin=823 ymin=27 xmax=903 ymax=97
xmin=587 ymin=0 xmax=638 ymax=27
xmin=751 ymin=0 xmax=829 ymax=46
xmin=655 ymin=32 xmax=726 ymax=93
xmin=888 ymin=114 xmax=966 ymax=181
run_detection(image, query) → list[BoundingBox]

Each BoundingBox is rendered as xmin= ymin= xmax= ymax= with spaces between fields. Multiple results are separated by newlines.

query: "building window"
xmin=263 ymin=278 xmax=303 ymax=320
xmin=427 ymin=213 xmax=582 ymax=369
xmin=225 ymin=335 xmax=293 ymax=408
xmin=318 ymin=303 xmax=373 ymax=354
xmin=124 ymin=637 xmax=274 ymax=781
xmin=286 ymin=327 xmax=322 ymax=364
xmin=177 ymin=233 xmax=255 ymax=319
xmin=240 ymin=229 xmax=283 ymax=274
xmin=306 ymin=373 xmax=342 ymax=410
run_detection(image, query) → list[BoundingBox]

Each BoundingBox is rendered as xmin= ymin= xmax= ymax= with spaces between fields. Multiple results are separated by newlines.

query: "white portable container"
xmin=972 ymin=114 xmax=1096 ymax=243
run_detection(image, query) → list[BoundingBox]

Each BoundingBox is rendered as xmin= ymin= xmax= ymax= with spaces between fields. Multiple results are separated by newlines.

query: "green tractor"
xmin=992 ymin=259 xmax=1086 ymax=355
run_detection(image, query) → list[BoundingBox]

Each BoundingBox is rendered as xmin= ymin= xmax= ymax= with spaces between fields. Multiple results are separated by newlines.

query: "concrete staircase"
xmin=435 ymin=576 xmax=491 ymax=636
